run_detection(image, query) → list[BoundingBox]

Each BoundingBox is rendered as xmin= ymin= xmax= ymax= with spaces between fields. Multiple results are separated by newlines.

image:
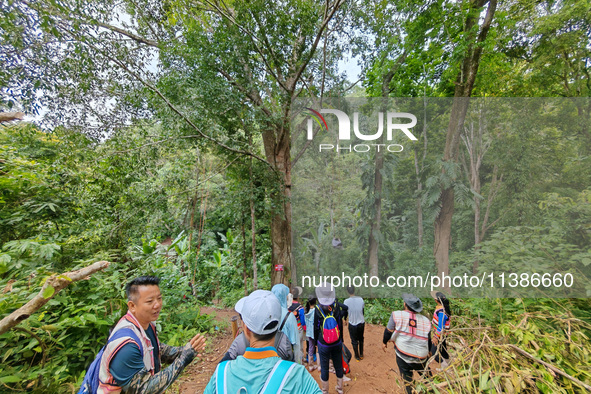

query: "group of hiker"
xmin=79 ymin=276 xmax=452 ymax=393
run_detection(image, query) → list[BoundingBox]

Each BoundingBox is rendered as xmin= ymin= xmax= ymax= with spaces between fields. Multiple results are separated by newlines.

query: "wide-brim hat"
xmin=402 ymin=293 xmax=423 ymax=313
xmin=291 ymin=286 xmax=303 ymax=299
xmin=235 ymin=290 xmax=281 ymax=335
xmin=315 ymin=282 xmax=335 ymax=306
xmin=430 ymin=290 xmax=447 ymax=302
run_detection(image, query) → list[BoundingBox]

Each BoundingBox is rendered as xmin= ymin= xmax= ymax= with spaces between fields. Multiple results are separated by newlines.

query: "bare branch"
xmin=0 ymin=261 xmax=111 ymax=335
xmin=112 ymin=134 xmax=203 ymax=154
xmin=201 ymin=0 xmax=289 ymax=92
xmin=506 ymin=344 xmax=591 ymax=392
xmin=292 ymin=0 xmax=346 ymax=91
xmin=95 ymin=21 xmax=159 ymax=47
xmin=0 ymin=112 xmax=25 ymax=123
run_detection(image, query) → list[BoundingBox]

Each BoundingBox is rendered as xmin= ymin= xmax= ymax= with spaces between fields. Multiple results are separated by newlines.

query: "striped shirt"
xmin=432 ymin=307 xmax=450 ymax=338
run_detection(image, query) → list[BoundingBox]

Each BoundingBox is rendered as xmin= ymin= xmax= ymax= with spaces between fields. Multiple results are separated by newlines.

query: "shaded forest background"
xmin=1 ymin=0 xmax=590 ymax=392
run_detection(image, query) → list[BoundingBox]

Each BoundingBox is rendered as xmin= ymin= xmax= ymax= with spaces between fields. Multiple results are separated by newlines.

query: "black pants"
xmin=430 ymin=338 xmax=449 ymax=362
xmin=396 ymin=354 xmax=428 ymax=394
xmin=318 ymin=343 xmax=344 ymax=380
xmin=347 ymin=322 xmax=365 ymax=359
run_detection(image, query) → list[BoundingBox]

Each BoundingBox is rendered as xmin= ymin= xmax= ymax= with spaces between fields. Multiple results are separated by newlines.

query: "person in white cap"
xmin=203 ymin=290 xmax=321 ymax=394
xmin=382 ymin=293 xmax=432 ymax=394
xmin=313 ymin=282 xmax=348 ymax=394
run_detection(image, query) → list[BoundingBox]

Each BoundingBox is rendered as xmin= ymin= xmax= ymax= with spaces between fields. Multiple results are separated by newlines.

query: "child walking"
xmin=430 ymin=291 xmax=452 ymax=369
xmin=304 ymin=297 xmax=318 ymax=371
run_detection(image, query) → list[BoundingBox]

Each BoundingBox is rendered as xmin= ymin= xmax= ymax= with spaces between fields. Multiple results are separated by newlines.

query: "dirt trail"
xmin=176 ymin=307 xmax=420 ymax=393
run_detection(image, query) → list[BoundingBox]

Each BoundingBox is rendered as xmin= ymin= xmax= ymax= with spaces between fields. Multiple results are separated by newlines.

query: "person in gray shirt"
xmin=220 ymin=325 xmax=294 ymax=362
xmin=343 ymin=286 xmax=365 ymax=361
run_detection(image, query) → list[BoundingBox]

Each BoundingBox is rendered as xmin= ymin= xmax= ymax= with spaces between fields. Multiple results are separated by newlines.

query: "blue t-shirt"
xmin=109 ymin=325 xmax=160 ymax=387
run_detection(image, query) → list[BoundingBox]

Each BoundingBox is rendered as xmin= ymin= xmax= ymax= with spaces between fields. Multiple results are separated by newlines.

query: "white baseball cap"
xmin=235 ymin=290 xmax=282 ymax=335
xmin=315 ymin=282 xmax=336 ymax=306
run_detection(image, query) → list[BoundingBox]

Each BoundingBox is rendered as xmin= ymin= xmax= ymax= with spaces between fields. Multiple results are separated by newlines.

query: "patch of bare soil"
xmin=175 ymin=308 xmax=436 ymax=393
xmin=173 ymin=306 xmax=237 ymax=393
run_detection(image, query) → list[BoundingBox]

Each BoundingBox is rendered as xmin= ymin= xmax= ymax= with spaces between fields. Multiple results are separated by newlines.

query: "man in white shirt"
xmin=343 ymin=286 xmax=365 ymax=361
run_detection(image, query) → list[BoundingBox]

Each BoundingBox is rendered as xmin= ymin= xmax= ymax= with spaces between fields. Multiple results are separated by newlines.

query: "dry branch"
xmin=507 ymin=344 xmax=591 ymax=392
xmin=430 ymin=373 xmax=513 ymax=389
xmin=0 ymin=261 xmax=110 ymax=335
xmin=0 ymin=112 xmax=25 ymax=123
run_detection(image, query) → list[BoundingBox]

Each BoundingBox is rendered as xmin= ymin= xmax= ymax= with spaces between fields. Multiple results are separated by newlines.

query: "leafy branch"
xmin=0 ymin=261 xmax=111 ymax=335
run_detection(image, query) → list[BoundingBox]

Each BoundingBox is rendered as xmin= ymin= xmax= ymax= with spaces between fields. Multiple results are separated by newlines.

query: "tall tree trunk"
xmin=250 ymin=197 xmax=258 ymax=289
xmin=415 ymin=88 xmax=429 ymax=249
xmin=262 ymin=126 xmax=293 ymax=286
xmin=366 ymin=52 xmax=409 ymax=278
xmin=433 ymin=0 xmax=497 ymax=286
xmin=242 ymin=217 xmax=248 ymax=295
xmin=249 ymin=135 xmax=258 ymax=290
xmin=367 ymin=135 xmax=384 ymax=278
xmin=186 ymin=156 xmax=201 ymax=281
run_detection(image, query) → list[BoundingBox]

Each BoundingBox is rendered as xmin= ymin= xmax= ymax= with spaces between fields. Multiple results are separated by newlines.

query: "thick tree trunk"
xmin=270 ymin=192 xmax=292 ymax=286
xmin=262 ymin=126 xmax=293 ymax=286
xmin=434 ymin=187 xmax=455 ymax=284
xmin=434 ymin=98 xmax=471 ymax=283
xmin=433 ymin=0 xmax=497 ymax=285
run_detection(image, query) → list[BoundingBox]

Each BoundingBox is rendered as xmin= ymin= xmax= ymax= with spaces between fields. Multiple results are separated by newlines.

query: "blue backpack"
xmin=316 ymin=305 xmax=340 ymax=344
xmin=78 ymin=328 xmax=142 ymax=394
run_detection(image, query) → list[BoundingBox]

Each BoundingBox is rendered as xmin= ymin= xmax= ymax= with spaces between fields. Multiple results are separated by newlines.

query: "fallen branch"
xmin=429 ymin=373 xmax=513 ymax=389
xmin=0 ymin=112 xmax=25 ymax=123
xmin=0 ymin=261 xmax=111 ymax=335
xmin=506 ymin=344 xmax=591 ymax=392
xmin=447 ymin=326 xmax=492 ymax=332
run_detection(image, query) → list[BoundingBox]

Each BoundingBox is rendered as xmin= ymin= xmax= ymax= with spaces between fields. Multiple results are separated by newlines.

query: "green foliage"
xmin=0 ymin=124 xmax=248 ymax=391
xmin=1 ymin=0 xmax=590 ymax=391
xmin=436 ymin=297 xmax=591 ymax=393
xmin=476 ymin=189 xmax=591 ymax=297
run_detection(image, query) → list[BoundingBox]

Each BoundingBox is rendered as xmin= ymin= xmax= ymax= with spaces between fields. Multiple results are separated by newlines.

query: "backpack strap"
xmin=242 ymin=332 xmax=249 ymax=350
xmin=108 ymin=327 xmax=143 ymax=354
xmin=315 ymin=305 xmax=326 ymax=319
xmin=215 ymin=360 xmax=230 ymax=394
xmin=279 ymin=311 xmax=291 ymax=331
xmin=273 ymin=331 xmax=281 ymax=349
xmin=260 ymin=360 xmax=296 ymax=394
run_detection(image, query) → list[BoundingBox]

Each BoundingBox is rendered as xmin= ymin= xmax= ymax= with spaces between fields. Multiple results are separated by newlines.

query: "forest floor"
xmin=173 ymin=306 xmax=444 ymax=393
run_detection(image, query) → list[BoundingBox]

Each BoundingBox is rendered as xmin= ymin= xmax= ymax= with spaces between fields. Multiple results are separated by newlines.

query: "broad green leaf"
xmin=0 ymin=376 xmax=21 ymax=383
xmin=42 ymin=285 xmax=55 ymax=299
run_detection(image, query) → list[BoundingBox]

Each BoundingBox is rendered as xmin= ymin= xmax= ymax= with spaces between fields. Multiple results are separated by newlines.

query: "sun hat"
xmin=430 ymin=290 xmax=447 ymax=302
xmin=402 ymin=293 xmax=423 ymax=313
xmin=235 ymin=290 xmax=282 ymax=335
xmin=315 ymin=282 xmax=336 ymax=306
xmin=291 ymin=286 xmax=303 ymax=299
